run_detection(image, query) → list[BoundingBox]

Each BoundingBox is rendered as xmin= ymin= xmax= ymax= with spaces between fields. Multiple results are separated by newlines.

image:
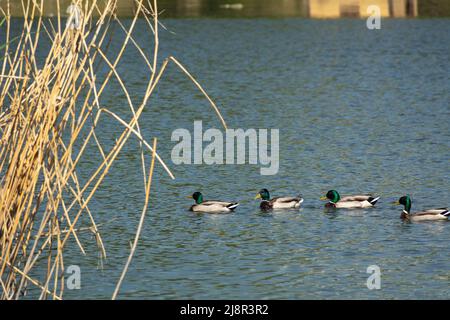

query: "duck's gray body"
xmin=335 ymin=195 xmax=380 ymax=208
xmin=401 ymin=208 xmax=449 ymax=221
xmin=268 ymin=197 xmax=304 ymax=209
xmin=190 ymin=200 xmax=239 ymax=213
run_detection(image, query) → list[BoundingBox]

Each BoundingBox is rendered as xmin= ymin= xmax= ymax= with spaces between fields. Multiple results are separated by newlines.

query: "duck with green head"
xmin=189 ymin=191 xmax=239 ymax=213
xmin=320 ymin=190 xmax=380 ymax=209
xmin=255 ymin=188 xmax=304 ymax=210
xmin=394 ymin=195 xmax=449 ymax=221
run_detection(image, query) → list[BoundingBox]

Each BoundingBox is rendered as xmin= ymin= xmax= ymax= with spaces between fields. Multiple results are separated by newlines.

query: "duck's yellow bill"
xmin=187 ymin=196 xmax=193 ymax=199
xmin=319 ymin=196 xmax=328 ymax=201
xmin=254 ymin=194 xmax=261 ymax=200
xmin=392 ymin=201 xmax=400 ymax=205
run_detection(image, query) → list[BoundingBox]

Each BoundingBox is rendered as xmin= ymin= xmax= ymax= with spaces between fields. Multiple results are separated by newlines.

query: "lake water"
xmin=8 ymin=18 xmax=450 ymax=299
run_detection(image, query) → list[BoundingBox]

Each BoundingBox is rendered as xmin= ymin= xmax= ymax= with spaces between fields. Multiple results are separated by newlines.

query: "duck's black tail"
xmin=441 ymin=210 xmax=450 ymax=217
xmin=227 ymin=203 xmax=239 ymax=210
xmin=368 ymin=196 xmax=380 ymax=205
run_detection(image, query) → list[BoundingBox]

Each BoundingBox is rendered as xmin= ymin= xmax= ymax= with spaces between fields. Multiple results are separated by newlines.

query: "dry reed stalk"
xmin=112 ymin=137 xmax=157 ymax=300
xmin=0 ymin=0 xmax=227 ymax=299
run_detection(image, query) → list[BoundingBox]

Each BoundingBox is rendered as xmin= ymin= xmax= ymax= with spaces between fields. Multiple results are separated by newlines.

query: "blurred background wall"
xmin=0 ymin=0 xmax=449 ymax=18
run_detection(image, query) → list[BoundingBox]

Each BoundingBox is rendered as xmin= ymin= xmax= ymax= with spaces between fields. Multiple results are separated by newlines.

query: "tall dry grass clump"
xmin=0 ymin=0 xmax=226 ymax=299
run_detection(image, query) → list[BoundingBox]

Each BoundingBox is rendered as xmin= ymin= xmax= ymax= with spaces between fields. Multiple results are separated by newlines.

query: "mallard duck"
xmin=255 ymin=188 xmax=304 ymax=210
xmin=320 ymin=190 xmax=380 ymax=208
xmin=189 ymin=192 xmax=239 ymax=213
xmin=394 ymin=196 xmax=449 ymax=221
